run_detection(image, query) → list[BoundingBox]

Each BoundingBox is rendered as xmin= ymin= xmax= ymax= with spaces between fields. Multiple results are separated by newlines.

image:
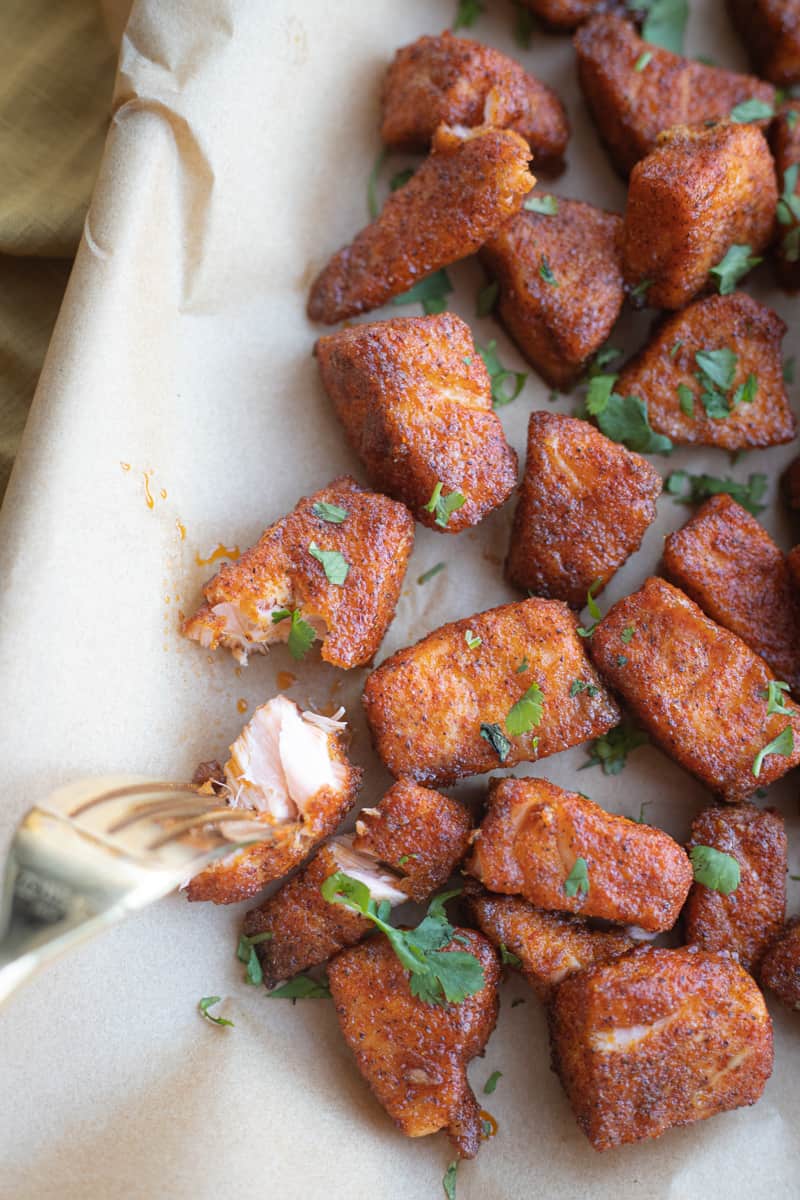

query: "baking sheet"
xmin=0 ymin=1 xmax=799 ymax=1196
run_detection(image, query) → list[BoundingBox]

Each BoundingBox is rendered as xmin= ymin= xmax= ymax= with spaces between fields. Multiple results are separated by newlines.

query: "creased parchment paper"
xmin=0 ymin=2 xmax=798 ymax=1197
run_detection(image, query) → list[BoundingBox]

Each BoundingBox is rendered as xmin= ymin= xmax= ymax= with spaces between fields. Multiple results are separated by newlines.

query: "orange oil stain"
xmin=160 ymin=488 xmax=167 ymax=500
xmin=176 ymin=519 xmax=187 ymax=541
xmin=143 ymin=471 xmax=155 ymax=510
xmin=120 ymin=462 xmax=131 ymax=471
xmin=235 ymin=667 xmax=243 ymax=678
xmin=479 ymin=1110 xmax=498 ymax=1139
xmin=237 ymin=698 xmax=248 ymax=714
xmin=277 ymin=670 xmax=297 ymax=690
xmin=195 ymin=543 xmax=240 ymax=567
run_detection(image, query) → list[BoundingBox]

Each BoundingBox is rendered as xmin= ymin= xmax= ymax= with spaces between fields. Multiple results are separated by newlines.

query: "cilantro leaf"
xmin=587 ymin=346 xmax=622 ymax=377
xmin=763 ymin=680 xmax=794 ymax=716
xmin=476 ymin=280 xmax=499 ymax=316
xmin=582 ymin=721 xmax=649 ymax=774
xmin=198 ymin=996 xmax=234 ymax=1027
xmin=710 ymin=244 xmax=762 ymax=295
xmin=443 ymin=1160 xmax=458 ymax=1200
xmin=480 ymin=722 xmax=512 ymax=762
xmin=730 ymin=98 xmax=775 ymax=123
xmin=512 ymin=0 xmax=537 ymax=46
xmin=628 ymin=0 xmax=688 ymax=53
xmin=634 ymin=49 xmax=653 ymax=70
xmin=577 ymin=579 xmax=603 ymax=638
xmin=424 ymin=481 xmax=467 ymax=528
xmin=621 ymin=625 xmax=635 ymax=644
xmin=629 ymin=278 xmax=653 ymax=303
xmin=271 ymin=608 xmax=317 ymax=660
xmin=690 ymin=845 xmax=741 ymax=895
xmin=524 ymin=194 xmax=559 ymax=215
xmin=752 ymin=725 xmax=795 ymax=777
xmin=695 ymin=347 xmax=737 ymax=392
xmin=516 ymin=657 xmax=529 ymax=674
xmin=733 ymin=373 xmax=758 ymax=407
xmin=453 ymin=0 xmax=484 ymax=29
xmin=664 ymin=469 xmax=768 ymax=516
xmin=500 ymin=943 xmax=522 ymax=967
xmin=366 ymin=148 xmax=386 ymax=219
xmin=484 ymin=1070 xmax=502 ymax=1094
xmin=308 ymin=542 xmax=349 ymax=585
xmin=312 ymin=501 xmax=348 ymax=524
xmin=478 ymin=339 xmax=528 ymax=407
xmin=564 ymin=857 xmax=590 ymax=899
xmin=777 ymin=164 xmax=800 ymax=263
xmin=506 ymin=682 xmax=544 ymax=735
xmin=594 ymin=392 xmax=673 ymax=454
xmin=392 ymin=268 xmax=453 ymax=315
xmin=389 ymin=166 xmax=415 ymax=192
xmin=322 ymin=874 xmax=485 ymax=1007
xmin=570 ymin=678 xmax=599 ymax=697
xmin=236 ymin=930 xmax=273 ymax=985
xmin=539 ymin=256 xmax=559 ymax=286
xmin=465 ymin=629 xmax=482 ymax=650
xmin=677 ymin=383 xmax=695 ymax=417
xmin=586 ymin=373 xmax=618 ymax=416
xmin=418 ymin=562 xmax=445 ymax=585
xmin=267 ymin=975 xmax=331 ymax=999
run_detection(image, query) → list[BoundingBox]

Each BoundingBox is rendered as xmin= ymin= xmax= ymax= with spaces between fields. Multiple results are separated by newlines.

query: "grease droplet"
xmin=237 ymin=698 xmax=248 ymax=714
xmin=277 ymin=670 xmax=296 ymax=690
xmin=195 ymin=543 xmax=240 ymax=566
xmin=479 ymin=1110 xmax=498 ymax=1139
xmin=160 ymin=488 xmax=168 ymax=500
xmin=143 ymin=471 xmax=155 ymax=510
xmin=120 ymin=462 xmax=131 ymax=472
xmin=176 ymin=519 xmax=187 ymax=541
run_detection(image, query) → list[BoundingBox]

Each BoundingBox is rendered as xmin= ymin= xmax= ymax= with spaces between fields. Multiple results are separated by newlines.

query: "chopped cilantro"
xmin=677 ymin=382 xmax=695 ymax=417
xmin=418 ymin=562 xmax=446 ymax=585
xmin=453 ymin=0 xmax=484 ymax=28
xmin=591 ymin=389 xmax=673 ymax=454
xmin=484 ymin=1070 xmax=502 ymax=1094
xmin=710 ymin=244 xmax=762 ymax=295
xmin=664 ymin=469 xmax=768 ymax=516
xmin=634 ymin=50 xmax=653 ymax=70
xmin=481 ymin=722 xmax=512 ymax=762
xmin=477 ymin=279 xmax=499 ymax=316
xmin=389 ymin=166 xmax=415 ymax=192
xmin=478 ymin=339 xmax=527 ymax=407
xmin=443 ymin=1160 xmax=458 ymax=1200
xmin=424 ymin=481 xmax=467 ymax=528
xmin=271 ymin=608 xmax=317 ymax=661
xmin=577 ymin=579 xmax=603 ymax=638
xmin=198 ymin=996 xmax=233 ymax=1027
xmin=669 ymin=338 xmax=683 ymax=359
xmin=588 ymin=346 xmax=623 ymax=376
xmin=323 ymin=875 xmax=485 ymax=1006
xmin=236 ymin=930 xmax=273 ymax=985
xmin=524 ymin=194 xmax=559 ymax=215
xmin=392 ymin=268 xmax=453 ymax=315
xmin=539 ymin=256 xmax=559 ymax=286
xmin=621 ymin=625 xmax=635 ymax=644
xmin=730 ymin=98 xmax=775 ymax=123
xmin=506 ymin=682 xmax=544 ymax=736
xmin=763 ymin=681 xmax=793 ymax=716
xmin=628 ymin=0 xmax=688 ymax=53
xmin=617 ymin=654 xmax=628 ymax=667
xmin=586 ymin=373 xmax=618 ymax=416
xmin=397 ymin=853 xmax=418 ymax=867
xmin=267 ymin=975 xmax=331 ymax=1000
xmin=582 ymin=721 xmax=649 ymax=775
xmin=690 ymin=845 xmax=740 ymax=895
xmin=500 ymin=943 xmax=522 ymax=967
xmin=752 ymin=725 xmax=794 ymax=777
xmin=308 ymin=542 xmax=349 ymax=585
xmin=570 ymin=679 xmax=600 ymax=698
xmin=634 ymin=800 xmax=652 ymax=824
xmin=516 ymin=657 xmax=529 ymax=673
xmin=564 ymin=857 xmax=589 ymax=899
xmin=312 ymin=500 xmax=348 ymax=524
xmin=465 ymin=629 xmax=482 ymax=650
xmin=629 ymin=278 xmax=653 ymax=302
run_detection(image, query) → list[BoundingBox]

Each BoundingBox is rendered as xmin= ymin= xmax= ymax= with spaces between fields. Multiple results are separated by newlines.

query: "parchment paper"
xmin=0 ymin=2 xmax=798 ymax=1196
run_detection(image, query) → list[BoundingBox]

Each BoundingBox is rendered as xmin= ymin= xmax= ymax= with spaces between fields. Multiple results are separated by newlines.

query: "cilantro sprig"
xmin=582 ymin=721 xmax=649 ymax=775
xmin=524 ymin=194 xmax=559 ymax=216
xmin=484 ymin=1070 xmax=502 ymax=1094
xmin=424 ymin=481 xmax=467 ymax=528
xmin=564 ymin=857 xmax=590 ymax=899
xmin=271 ymin=608 xmax=317 ymax=660
xmin=752 ymin=725 xmax=795 ymax=777
xmin=236 ymin=930 xmax=273 ymax=986
xmin=690 ymin=845 xmax=740 ymax=895
xmin=688 ymin=347 xmax=757 ymax=419
xmin=267 ymin=975 xmax=331 ymax=999
xmin=309 ymin=542 xmax=349 ymax=585
xmin=198 ymin=996 xmax=234 ymax=1027
xmin=587 ymin=378 xmax=672 ymax=453
xmin=763 ymin=680 xmax=794 ymax=716
xmin=664 ymin=470 xmax=767 ymax=516
xmin=478 ymin=340 xmax=528 ymax=407
xmin=322 ymin=875 xmax=485 ymax=1006
xmin=393 ymin=268 xmax=454 ymax=315
xmin=577 ymin=579 xmax=603 ymax=638
xmin=499 ymin=943 xmax=522 ymax=967
xmin=710 ymin=244 xmax=762 ymax=295
xmin=312 ymin=500 xmax=348 ymax=524
xmin=777 ymin=164 xmax=800 ymax=264
xmin=505 ymin=682 xmax=544 ymax=736
xmin=627 ymin=0 xmax=688 ymax=53
xmin=730 ymin=98 xmax=775 ymax=123
xmin=480 ymin=722 xmax=511 ymax=762
xmin=443 ymin=1161 xmax=458 ymax=1200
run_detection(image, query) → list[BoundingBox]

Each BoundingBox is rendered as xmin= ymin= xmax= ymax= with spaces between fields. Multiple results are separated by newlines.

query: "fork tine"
xmin=146 ymin=808 xmax=272 ymax=850
xmin=107 ymin=796 xmax=224 ymax=833
xmin=69 ymin=781 xmax=202 ymax=817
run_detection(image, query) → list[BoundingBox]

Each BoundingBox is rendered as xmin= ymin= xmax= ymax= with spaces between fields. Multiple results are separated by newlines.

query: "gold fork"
xmin=0 ymin=775 xmax=260 ymax=1006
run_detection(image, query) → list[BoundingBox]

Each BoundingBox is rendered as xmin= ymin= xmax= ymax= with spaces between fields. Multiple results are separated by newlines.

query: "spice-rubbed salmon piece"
xmin=181 ymin=476 xmax=413 ymax=669
xmin=728 ymin=0 xmax=800 ymax=85
xmin=505 ymin=411 xmax=661 ymax=605
xmin=463 ymin=881 xmax=635 ymax=1002
xmin=684 ymin=804 xmax=787 ymax=973
xmin=380 ymin=32 xmax=569 ymax=167
xmin=621 ymin=122 xmax=777 ymax=310
xmin=517 ymin=0 xmax=598 ymax=30
xmin=242 ymin=780 xmax=472 ymax=987
xmin=328 ymin=929 xmax=500 ymax=1157
xmin=771 ymin=101 xmax=800 ymax=292
xmin=590 ymin=577 xmax=800 ymax=802
xmin=466 ymin=777 xmax=691 ymax=933
xmin=760 ymin=918 xmax=800 ymax=1009
xmin=185 ymin=698 xmax=361 ymax=904
xmin=315 ymin=315 xmax=517 ymax=533
xmin=616 ymin=293 xmax=796 ymax=449
xmin=575 ymin=13 xmax=776 ymax=177
xmin=479 ymin=198 xmax=624 ymax=390
xmin=549 ymin=946 xmax=773 ymax=1151
xmin=307 ymin=124 xmax=533 ymax=324
xmin=663 ymin=494 xmax=800 ymax=694
xmin=362 ymin=597 xmax=619 ymax=785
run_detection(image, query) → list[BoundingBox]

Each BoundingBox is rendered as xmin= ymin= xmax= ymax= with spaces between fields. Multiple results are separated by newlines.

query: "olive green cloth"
xmin=0 ymin=0 xmax=118 ymax=497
